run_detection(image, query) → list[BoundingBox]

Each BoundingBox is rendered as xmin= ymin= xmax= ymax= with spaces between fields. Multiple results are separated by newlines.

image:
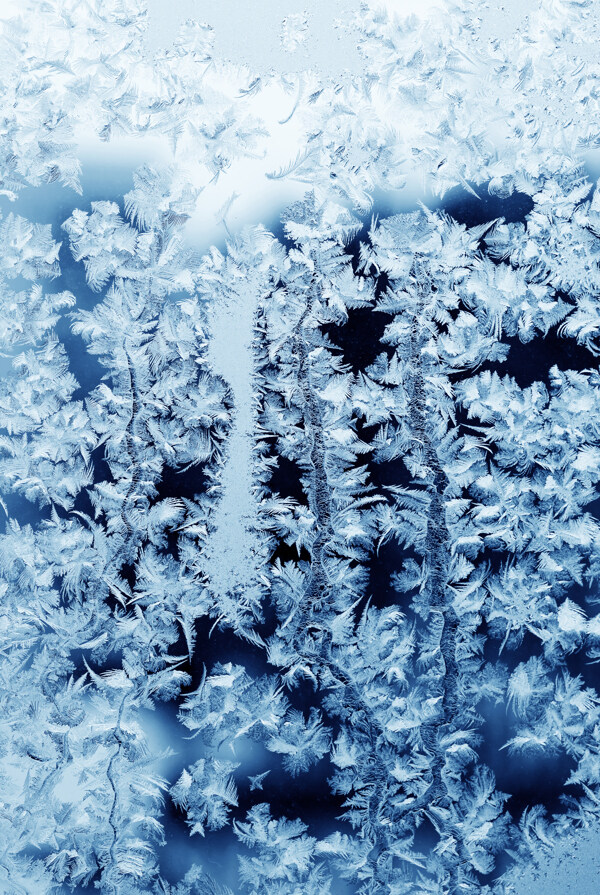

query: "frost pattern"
xmin=4 ymin=0 xmax=600 ymax=893
xmin=2 ymin=163 xmax=600 ymax=893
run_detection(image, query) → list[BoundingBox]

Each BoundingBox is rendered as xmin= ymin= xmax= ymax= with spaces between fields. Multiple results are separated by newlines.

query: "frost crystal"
xmin=280 ymin=13 xmax=309 ymax=52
